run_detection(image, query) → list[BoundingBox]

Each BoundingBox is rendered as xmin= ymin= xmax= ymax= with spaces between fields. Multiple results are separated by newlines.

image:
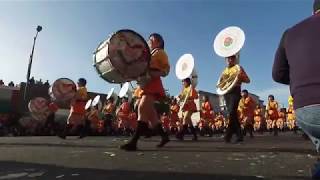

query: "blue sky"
xmin=0 ymin=0 xmax=313 ymax=107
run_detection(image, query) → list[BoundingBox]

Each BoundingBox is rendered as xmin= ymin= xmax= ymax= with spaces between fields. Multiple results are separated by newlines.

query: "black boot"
xmin=78 ymin=125 xmax=87 ymax=139
xmin=224 ymin=127 xmax=233 ymax=143
xmin=58 ymin=124 xmax=70 ymax=139
xmin=154 ymin=123 xmax=170 ymax=148
xmin=190 ymin=125 xmax=198 ymax=141
xmin=235 ymin=126 xmax=244 ymax=142
xmin=274 ymin=127 xmax=278 ymax=136
xmin=249 ymin=124 xmax=254 ymax=138
xmin=144 ymin=127 xmax=153 ymax=138
xmin=176 ymin=125 xmax=188 ymax=140
xmin=120 ymin=121 xmax=148 ymax=151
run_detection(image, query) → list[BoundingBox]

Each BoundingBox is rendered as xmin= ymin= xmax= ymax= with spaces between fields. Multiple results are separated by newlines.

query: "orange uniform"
xmin=88 ymin=109 xmax=100 ymax=130
xmin=117 ymin=102 xmax=130 ymax=119
xmin=161 ymin=114 xmax=170 ymax=130
xmin=180 ymin=86 xmax=198 ymax=112
xmin=238 ymin=96 xmax=256 ymax=125
xmin=214 ymin=114 xmax=225 ymax=130
xmin=133 ymin=87 xmax=143 ymax=99
xmin=103 ymin=103 xmax=115 ymax=115
xmin=287 ymin=106 xmax=295 ymax=121
xmin=277 ymin=111 xmax=286 ymax=129
xmin=254 ymin=107 xmax=262 ymax=122
xmin=128 ymin=112 xmax=137 ymax=129
xmin=266 ymin=101 xmax=279 ymax=121
xmin=170 ymin=104 xmax=180 ymax=125
xmin=140 ymin=48 xmax=169 ymax=100
xmin=201 ymin=101 xmax=214 ymax=120
xmin=117 ymin=102 xmax=131 ymax=128
xmin=70 ymin=87 xmax=88 ymax=115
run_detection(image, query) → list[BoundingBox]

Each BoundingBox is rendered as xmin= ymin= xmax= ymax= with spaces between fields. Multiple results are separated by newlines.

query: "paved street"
xmin=0 ymin=133 xmax=316 ymax=180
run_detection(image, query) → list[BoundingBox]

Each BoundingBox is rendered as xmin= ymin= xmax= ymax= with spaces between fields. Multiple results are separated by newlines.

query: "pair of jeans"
xmin=224 ymin=86 xmax=242 ymax=141
xmin=296 ymin=105 xmax=320 ymax=152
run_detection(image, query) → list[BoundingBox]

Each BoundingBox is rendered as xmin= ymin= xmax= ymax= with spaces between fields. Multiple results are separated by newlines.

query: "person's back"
xmin=279 ymin=14 xmax=320 ymax=109
xmin=273 ymin=1 xmax=320 ymax=178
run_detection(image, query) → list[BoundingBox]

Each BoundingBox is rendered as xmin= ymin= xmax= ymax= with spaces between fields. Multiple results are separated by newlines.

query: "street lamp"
xmin=24 ymin=25 xmax=42 ymax=100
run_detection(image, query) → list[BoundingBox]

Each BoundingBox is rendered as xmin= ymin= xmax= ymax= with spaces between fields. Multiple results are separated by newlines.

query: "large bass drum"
xmin=28 ymin=97 xmax=50 ymax=122
xmin=49 ymin=78 xmax=76 ymax=107
xmin=93 ymin=29 xmax=151 ymax=83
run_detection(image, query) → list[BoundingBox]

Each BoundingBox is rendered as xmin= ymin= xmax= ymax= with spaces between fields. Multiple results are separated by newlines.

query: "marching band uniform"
xmin=238 ymin=91 xmax=256 ymax=138
xmin=253 ymin=106 xmax=263 ymax=132
xmin=59 ymin=78 xmax=88 ymax=139
xmin=176 ymin=78 xmax=198 ymax=141
xmin=266 ymin=95 xmax=279 ymax=136
xmin=120 ymin=33 xmax=170 ymax=151
xmin=221 ymin=56 xmax=250 ymax=143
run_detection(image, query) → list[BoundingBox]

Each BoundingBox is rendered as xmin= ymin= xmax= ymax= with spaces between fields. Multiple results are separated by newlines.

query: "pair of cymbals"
xmin=106 ymin=82 xmax=130 ymax=99
xmin=85 ymin=95 xmax=101 ymax=110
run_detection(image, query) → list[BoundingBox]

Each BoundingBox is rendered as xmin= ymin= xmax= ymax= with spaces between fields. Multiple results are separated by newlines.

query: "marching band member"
xmin=120 ymin=33 xmax=170 ymax=151
xmin=169 ymin=98 xmax=180 ymax=133
xmin=117 ymin=97 xmax=131 ymax=136
xmin=88 ymin=105 xmax=100 ymax=134
xmin=277 ymin=108 xmax=286 ymax=131
xmin=214 ymin=112 xmax=225 ymax=133
xmin=287 ymin=96 xmax=296 ymax=132
xmin=176 ymin=78 xmax=199 ymax=141
xmin=266 ymin=95 xmax=279 ymax=136
xmin=59 ymin=78 xmax=88 ymax=139
xmin=200 ymin=96 xmax=214 ymax=136
xmin=220 ymin=55 xmax=250 ymax=143
xmin=161 ymin=112 xmax=170 ymax=132
xmin=253 ymin=105 xmax=263 ymax=132
xmin=238 ymin=90 xmax=256 ymax=138
xmin=102 ymin=97 xmax=116 ymax=135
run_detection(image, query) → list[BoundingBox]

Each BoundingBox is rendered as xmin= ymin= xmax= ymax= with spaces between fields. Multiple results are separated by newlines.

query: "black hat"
xmin=241 ymin=89 xmax=248 ymax=94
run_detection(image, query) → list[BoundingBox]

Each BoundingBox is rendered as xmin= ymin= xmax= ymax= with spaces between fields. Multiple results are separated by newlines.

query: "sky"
xmin=0 ymin=0 xmax=313 ymax=107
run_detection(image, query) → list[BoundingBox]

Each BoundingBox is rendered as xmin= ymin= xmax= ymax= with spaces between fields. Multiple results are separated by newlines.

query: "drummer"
xmin=58 ymin=78 xmax=88 ymax=139
xmin=120 ymin=33 xmax=170 ymax=151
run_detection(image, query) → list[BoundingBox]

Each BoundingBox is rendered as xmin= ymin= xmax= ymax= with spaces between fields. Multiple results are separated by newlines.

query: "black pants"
xmin=104 ymin=114 xmax=113 ymax=135
xmin=224 ymin=86 xmax=243 ymax=141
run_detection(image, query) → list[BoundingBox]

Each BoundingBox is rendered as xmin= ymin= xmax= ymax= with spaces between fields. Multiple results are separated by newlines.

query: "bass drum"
xmin=93 ymin=29 xmax=151 ymax=83
xmin=28 ymin=97 xmax=50 ymax=122
xmin=49 ymin=78 xmax=76 ymax=107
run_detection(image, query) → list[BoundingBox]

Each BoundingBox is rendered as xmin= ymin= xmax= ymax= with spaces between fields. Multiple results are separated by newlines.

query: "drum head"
xmin=28 ymin=97 xmax=50 ymax=122
xmin=93 ymin=29 xmax=151 ymax=83
xmin=213 ymin=26 xmax=245 ymax=58
xmin=49 ymin=78 xmax=76 ymax=102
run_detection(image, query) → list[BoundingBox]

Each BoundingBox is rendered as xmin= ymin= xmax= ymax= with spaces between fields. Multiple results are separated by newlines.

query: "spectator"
xmin=44 ymin=80 xmax=50 ymax=86
xmin=272 ymin=0 xmax=320 ymax=178
xmin=29 ymin=77 xmax=35 ymax=85
xmin=8 ymin=81 xmax=14 ymax=87
xmin=37 ymin=79 xmax=43 ymax=85
xmin=0 ymin=80 xmax=4 ymax=86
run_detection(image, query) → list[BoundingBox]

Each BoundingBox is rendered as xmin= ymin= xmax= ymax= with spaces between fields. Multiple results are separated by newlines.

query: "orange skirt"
xmin=183 ymin=100 xmax=197 ymax=112
xmin=71 ymin=101 xmax=86 ymax=115
xmin=141 ymin=77 xmax=165 ymax=100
